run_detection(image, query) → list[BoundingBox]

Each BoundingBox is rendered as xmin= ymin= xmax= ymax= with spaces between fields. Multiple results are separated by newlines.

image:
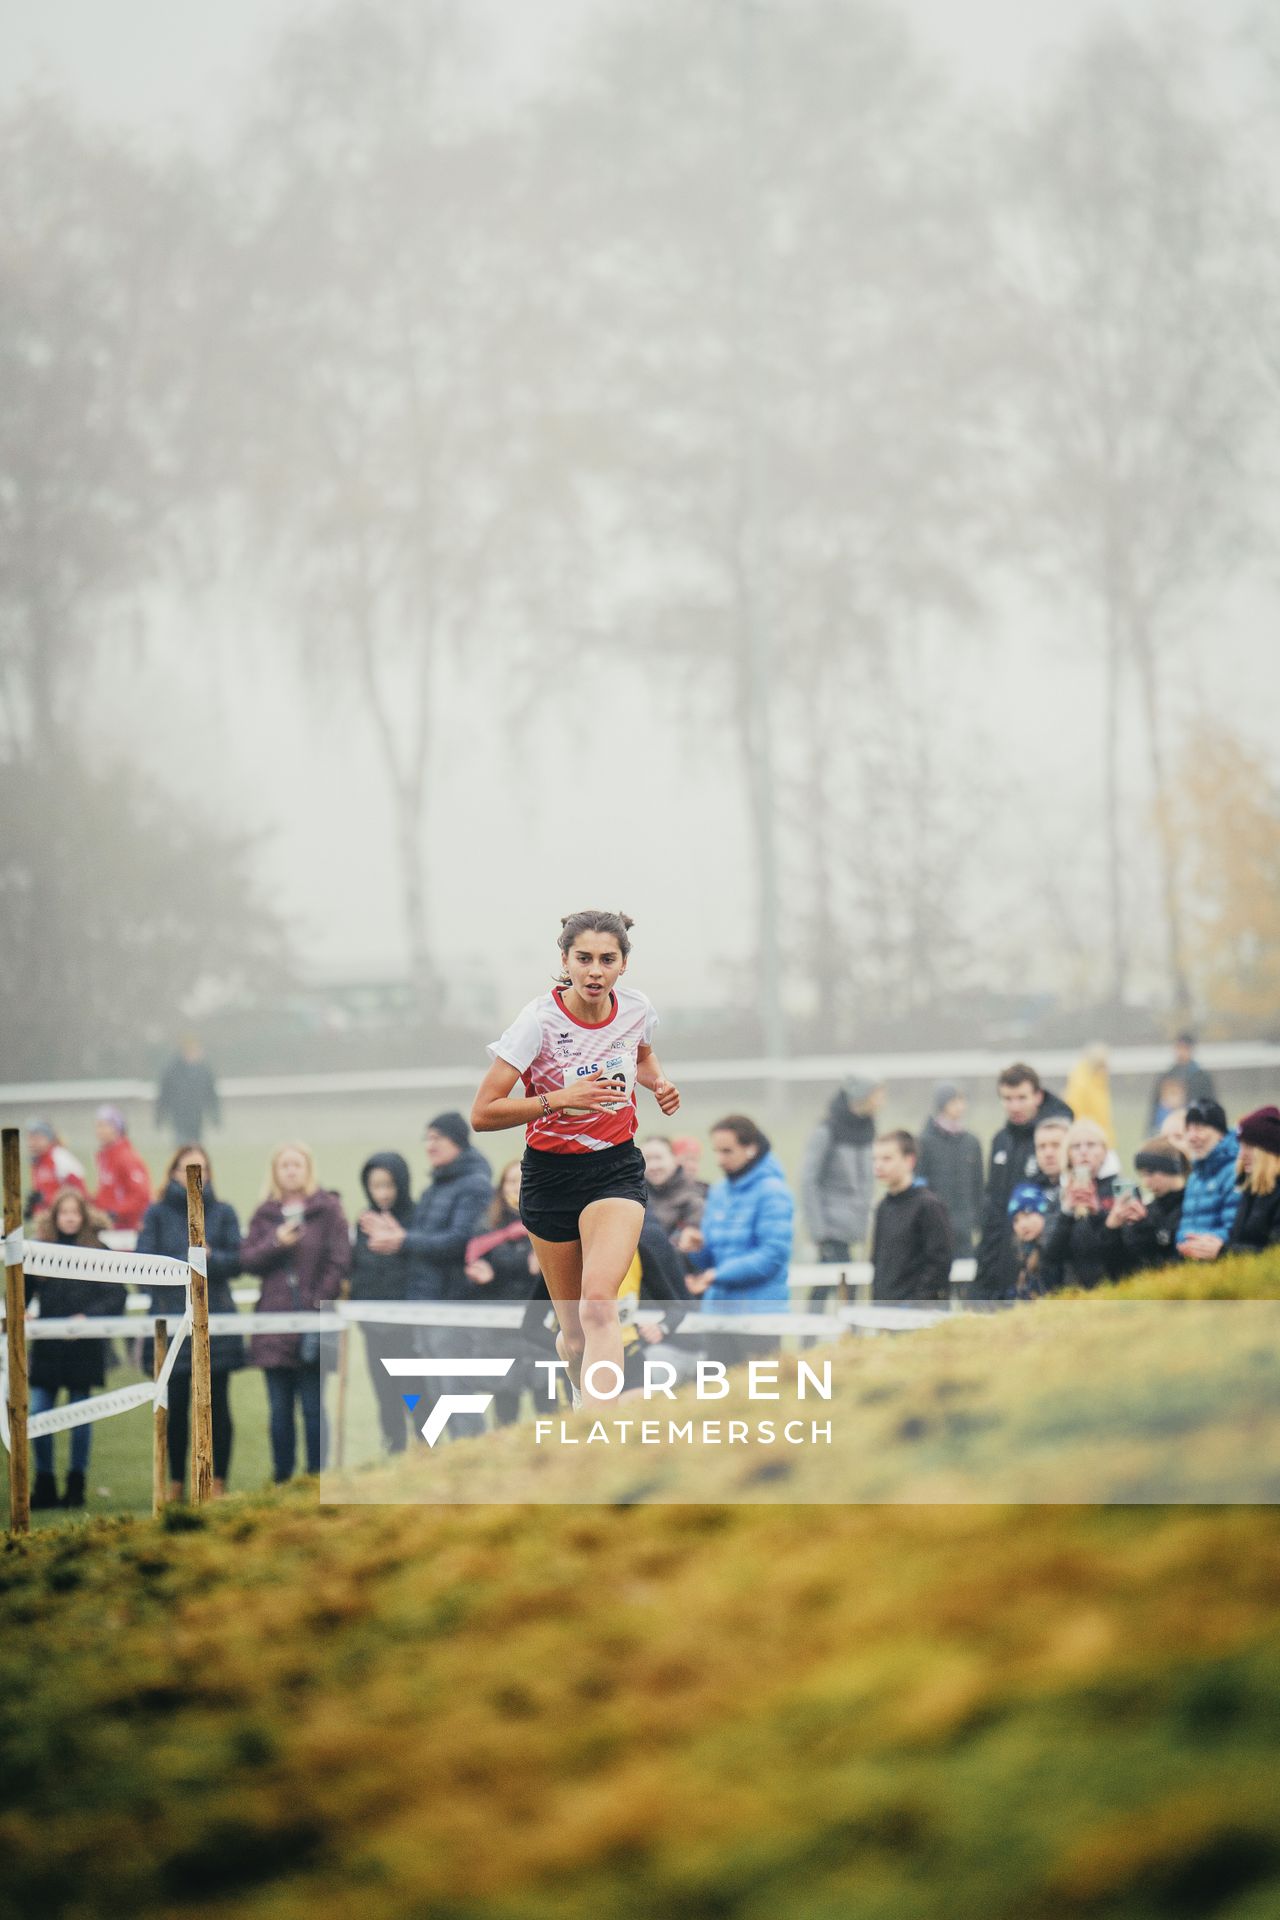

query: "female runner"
xmin=471 ymin=910 xmax=681 ymax=1409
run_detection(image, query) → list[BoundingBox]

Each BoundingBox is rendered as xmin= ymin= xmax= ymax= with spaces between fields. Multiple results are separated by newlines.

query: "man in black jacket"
xmin=870 ymin=1131 xmax=953 ymax=1302
xmin=973 ymin=1064 xmax=1073 ymax=1299
xmin=363 ymin=1111 xmax=495 ymax=1439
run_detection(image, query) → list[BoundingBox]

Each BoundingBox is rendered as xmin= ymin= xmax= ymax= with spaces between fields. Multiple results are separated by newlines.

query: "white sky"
xmin=3 ymin=0 xmax=1274 ymax=1023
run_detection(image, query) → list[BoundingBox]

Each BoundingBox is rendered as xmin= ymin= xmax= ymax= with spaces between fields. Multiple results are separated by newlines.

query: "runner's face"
xmin=561 ymin=931 xmax=626 ymax=1007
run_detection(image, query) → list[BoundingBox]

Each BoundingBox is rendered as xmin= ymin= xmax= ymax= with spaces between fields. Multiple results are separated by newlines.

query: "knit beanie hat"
xmin=1008 ymin=1182 xmax=1051 ymax=1217
xmin=843 ymin=1074 xmax=882 ymax=1107
xmin=426 ymin=1111 xmax=470 ymax=1151
xmin=1185 ymin=1099 xmax=1229 ymax=1136
xmin=932 ymin=1081 xmax=962 ymax=1115
xmin=1238 ymin=1106 xmax=1280 ymax=1156
xmin=1134 ymin=1140 xmax=1189 ymax=1178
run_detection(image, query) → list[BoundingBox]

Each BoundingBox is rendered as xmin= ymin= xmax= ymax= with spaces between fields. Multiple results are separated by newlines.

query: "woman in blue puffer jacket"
xmin=677 ymin=1115 xmax=793 ymax=1361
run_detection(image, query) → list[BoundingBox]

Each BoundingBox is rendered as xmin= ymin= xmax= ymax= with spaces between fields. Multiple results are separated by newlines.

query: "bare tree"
xmin=1006 ymin=25 xmax=1259 ymax=1014
xmin=532 ymin=0 xmax=998 ymax=1043
xmin=222 ymin=1 xmax=564 ymax=1008
xmin=0 ymin=102 xmax=199 ymax=748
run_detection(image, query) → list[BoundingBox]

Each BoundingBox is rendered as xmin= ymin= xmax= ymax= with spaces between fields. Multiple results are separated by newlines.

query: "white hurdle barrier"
xmin=2 ymin=1128 xmax=217 ymax=1530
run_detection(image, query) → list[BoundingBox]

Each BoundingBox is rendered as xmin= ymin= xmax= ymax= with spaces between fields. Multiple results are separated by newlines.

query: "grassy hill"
xmin=3 ymin=1252 xmax=1280 ymax=1919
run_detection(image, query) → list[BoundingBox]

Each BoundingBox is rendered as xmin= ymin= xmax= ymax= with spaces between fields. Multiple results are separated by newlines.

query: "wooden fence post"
xmin=3 ymin=1129 xmax=30 ymax=1535
xmin=186 ymin=1166 xmax=213 ymax=1505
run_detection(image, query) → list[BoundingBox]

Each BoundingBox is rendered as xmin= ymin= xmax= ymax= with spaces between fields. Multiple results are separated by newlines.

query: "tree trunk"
xmin=1133 ymin=619 xmax=1192 ymax=1017
xmin=728 ymin=0 xmax=785 ymax=1064
xmin=1103 ymin=591 xmax=1128 ymax=1007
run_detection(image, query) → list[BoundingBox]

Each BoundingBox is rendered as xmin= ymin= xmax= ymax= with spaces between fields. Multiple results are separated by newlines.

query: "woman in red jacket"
xmin=91 ymin=1105 xmax=153 ymax=1232
xmin=241 ymin=1143 xmax=350 ymax=1482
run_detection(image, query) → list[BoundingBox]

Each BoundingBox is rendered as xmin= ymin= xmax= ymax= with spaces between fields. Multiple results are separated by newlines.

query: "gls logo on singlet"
xmin=563 ymin=1050 xmax=634 ymax=1115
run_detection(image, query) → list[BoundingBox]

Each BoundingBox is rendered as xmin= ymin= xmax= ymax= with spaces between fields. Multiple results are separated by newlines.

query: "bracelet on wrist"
xmin=538 ymin=1091 xmax=553 ymax=1122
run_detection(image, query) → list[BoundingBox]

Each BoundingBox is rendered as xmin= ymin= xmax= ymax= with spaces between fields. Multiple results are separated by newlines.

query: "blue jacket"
xmin=1176 ymin=1131 xmax=1241 ymax=1248
xmin=688 ymin=1151 xmax=793 ymax=1310
xmin=404 ymin=1146 xmax=495 ymax=1301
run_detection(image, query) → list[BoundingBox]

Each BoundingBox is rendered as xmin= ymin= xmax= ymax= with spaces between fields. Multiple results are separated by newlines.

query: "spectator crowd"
xmin=13 ymin=1031 xmax=1280 ymax=1508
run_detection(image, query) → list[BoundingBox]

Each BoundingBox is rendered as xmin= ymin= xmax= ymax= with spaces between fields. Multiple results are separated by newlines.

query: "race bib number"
xmin=562 ymin=1052 xmax=635 ymax=1115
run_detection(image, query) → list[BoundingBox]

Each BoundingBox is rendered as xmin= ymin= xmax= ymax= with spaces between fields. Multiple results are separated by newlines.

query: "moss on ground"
xmin=2 ymin=1252 xmax=1279 ymax=1919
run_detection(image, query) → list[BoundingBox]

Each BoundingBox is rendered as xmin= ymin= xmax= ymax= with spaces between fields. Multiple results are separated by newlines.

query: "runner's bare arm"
xmin=636 ymin=1044 xmax=681 ymax=1116
xmin=471 ymin=1057 xmax=621 ymax=1132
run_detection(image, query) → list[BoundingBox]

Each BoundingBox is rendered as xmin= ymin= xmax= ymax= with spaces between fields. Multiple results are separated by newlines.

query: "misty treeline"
xmin=2 ymin=0 xmax=1278 ymax=1076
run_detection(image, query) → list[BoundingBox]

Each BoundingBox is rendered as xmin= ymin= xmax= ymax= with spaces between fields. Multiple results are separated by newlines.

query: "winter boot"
xmin=60 ymin=1469 xmax=86 ymax=1509
xmin=31 ymin=1469 xmax=59 ymax=1510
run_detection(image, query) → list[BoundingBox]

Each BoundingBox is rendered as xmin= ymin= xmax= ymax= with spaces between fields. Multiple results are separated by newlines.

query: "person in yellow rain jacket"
xmin=1065 ymin=1043 xmax=1115 ymax=1146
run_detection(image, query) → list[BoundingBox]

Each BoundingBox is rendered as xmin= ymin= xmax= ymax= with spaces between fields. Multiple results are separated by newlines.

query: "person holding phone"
xmin=243 ymin=1143 xmax=350 ymax=1481
xmin=1043 ymin=1118 xmax=1117 ymax=1289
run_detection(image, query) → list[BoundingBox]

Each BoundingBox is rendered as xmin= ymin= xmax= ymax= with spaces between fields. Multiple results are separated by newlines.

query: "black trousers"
xmin=166 ymin=1368 xmax=233 ymax=1483
xmin=360 ymin=1322 xmax=416 ymax=1453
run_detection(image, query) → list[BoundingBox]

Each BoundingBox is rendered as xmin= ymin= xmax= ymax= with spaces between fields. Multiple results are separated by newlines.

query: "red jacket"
xmin=28 ymin=1144 xmax=87 ymax=1215
xmin=93 ymin=1137 xmax=154 ymax=1231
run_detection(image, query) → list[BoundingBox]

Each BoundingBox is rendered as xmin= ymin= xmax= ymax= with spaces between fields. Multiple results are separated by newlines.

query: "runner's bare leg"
xmin=529 ymin=1235 xmax=585 ymax=1399
xmin=577 ymin=1197 xmax=644 ymax=1409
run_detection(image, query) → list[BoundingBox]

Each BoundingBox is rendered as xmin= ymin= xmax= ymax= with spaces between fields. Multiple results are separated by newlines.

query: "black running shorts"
xmin=519 ymin=1139 xmax=647 ymax=1243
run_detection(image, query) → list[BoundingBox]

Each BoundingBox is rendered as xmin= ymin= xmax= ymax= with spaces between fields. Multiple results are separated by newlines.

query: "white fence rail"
xmin=2 ymin=1040 xmax=1277 ymax=1109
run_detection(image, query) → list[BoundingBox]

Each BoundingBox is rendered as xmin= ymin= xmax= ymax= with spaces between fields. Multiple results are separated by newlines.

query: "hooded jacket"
xmin=974 ymin=1090 xmax=1073 ymax=1296
xmin=137 ymin=1178 xmax=244 ymax=1377
xmin=403 ymin=1145 xmax=495 ymax=1302
xmin=1177 ymin=1132 xmax=1242 ymax=1249
xmin=242 ymin=1188 xmax=350 ymax=1369
xmin=686 ymin=1150 xmax=793 ymax=1310
xmin=350 ymin=1152 xmax=416 ymax=1302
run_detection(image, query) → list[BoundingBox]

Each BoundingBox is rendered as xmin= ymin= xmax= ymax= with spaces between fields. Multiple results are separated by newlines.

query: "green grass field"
xmin=3 ymin=1253 xmax=1279 ymax=1918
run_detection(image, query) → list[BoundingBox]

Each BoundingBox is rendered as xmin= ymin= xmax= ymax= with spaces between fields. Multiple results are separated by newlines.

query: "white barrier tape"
xmin=13 ymin=1312 xmax=345 ymax=1338
xmin=26 ymin=1381 xmax=157 ymax=1439
xmin=4 ymin=1228 xmax=23 ymax=1267
xmin=21 ymin=1242 xmax=190 ymax=1285
xmin=152 ymin=1312 xmax=191 ymax=1410
xmin=7 ymin=1301 xmax=958 ymax=1341
xmin=187 ymin=1247 xmax=208 ymax=1277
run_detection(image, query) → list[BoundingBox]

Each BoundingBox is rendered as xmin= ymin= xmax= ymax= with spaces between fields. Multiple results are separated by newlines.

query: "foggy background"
xmin=2 ymin=0 xmax=1278 ymax=1088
